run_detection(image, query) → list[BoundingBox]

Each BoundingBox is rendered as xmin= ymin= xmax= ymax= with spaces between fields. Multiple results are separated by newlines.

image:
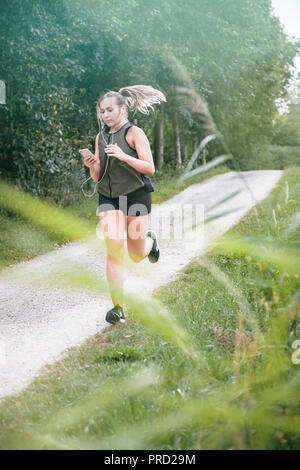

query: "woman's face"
xmin=99 ymin=97 xmax=126 ymax=127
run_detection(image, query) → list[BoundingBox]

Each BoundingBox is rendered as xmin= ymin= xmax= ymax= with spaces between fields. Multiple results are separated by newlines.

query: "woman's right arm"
xmin=83 ymin=133 xmax=100 ymax=182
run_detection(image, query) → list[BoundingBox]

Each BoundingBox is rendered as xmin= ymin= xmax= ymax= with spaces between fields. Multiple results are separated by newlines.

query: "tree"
xmin=0 ymin=0 xmax=298 ymax=202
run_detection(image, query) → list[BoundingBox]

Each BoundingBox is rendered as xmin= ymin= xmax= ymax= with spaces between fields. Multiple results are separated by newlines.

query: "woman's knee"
xmin=127 ymin=240 xmax=145 ymax=262
xmin=128 ymin=252 xmax=142 ymax=263
xmin=128 ymin=251 xmax=143 ymax=263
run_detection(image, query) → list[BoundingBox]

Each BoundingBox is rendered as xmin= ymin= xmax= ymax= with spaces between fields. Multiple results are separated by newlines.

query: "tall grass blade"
xmin=178 ymin=155 xmax=232 ymax=184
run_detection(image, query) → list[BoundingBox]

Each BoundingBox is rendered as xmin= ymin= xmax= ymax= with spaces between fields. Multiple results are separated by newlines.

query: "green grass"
xmin=0 ymin=214 xmax=62 ymax=269
xmin=0 ymin=164 xmax=229 ymax=270
xmin=0 ymin=166 xmax=299 ymax=449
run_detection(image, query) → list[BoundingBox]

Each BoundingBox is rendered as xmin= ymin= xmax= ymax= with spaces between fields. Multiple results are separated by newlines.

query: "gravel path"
xmin=0 ymin=170 xmax=283 ymax=399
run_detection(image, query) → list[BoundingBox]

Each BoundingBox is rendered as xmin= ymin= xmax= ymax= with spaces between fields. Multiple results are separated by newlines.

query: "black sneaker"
xmin=105 ymin=304 xmax=126 ymax=325
xmin=147 ymin=230 xmax=160 ymax=263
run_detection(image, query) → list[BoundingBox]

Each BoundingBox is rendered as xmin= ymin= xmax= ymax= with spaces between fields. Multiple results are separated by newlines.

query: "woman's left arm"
xmin=105 ymin=127 xmax=155 ymax=176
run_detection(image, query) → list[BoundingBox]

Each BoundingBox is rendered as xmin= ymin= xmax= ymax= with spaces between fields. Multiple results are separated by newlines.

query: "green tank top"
xmin=96 ymin=121 xmax=154 ymax=198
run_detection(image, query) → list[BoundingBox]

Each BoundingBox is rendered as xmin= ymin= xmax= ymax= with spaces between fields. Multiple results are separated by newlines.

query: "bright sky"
xmin=271 ymin=0 xmax=300 ymax=74
xmin=272 ymin=0 xmax=300 ymax=38
xmin=271 ymin=0 xmax=300 ymax=108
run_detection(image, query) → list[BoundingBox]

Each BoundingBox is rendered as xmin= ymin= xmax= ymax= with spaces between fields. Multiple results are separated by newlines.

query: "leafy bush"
xmin=244 ymin=145 xmax=300 ymax=170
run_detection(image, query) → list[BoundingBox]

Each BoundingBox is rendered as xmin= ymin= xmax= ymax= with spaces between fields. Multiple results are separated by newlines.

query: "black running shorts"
xmin=98 ymin=186 xmax=151 ymax=217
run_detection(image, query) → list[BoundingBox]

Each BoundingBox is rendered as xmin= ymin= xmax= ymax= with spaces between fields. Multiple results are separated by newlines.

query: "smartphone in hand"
xmin=79 ymin=148 xmax=96 ymax=167
xmin=79 ymin=148 xmax=94 ymax=158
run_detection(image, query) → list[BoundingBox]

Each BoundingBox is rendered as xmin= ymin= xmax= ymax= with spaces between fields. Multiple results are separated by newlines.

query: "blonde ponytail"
xmin=96 ymin=85 xmax=166 ymax=129
xmin=118 ymin=85 xmax=166 ymax=115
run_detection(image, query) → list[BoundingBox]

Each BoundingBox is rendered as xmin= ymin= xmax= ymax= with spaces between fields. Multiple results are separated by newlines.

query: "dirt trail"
xmin=0 ymin=170 xmax=283 ymax=398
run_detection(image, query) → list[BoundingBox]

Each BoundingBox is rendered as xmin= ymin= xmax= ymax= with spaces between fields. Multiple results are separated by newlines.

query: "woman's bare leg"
xmin=126 ymin=214 xmax=153 ymax=263
xmin=99 ymin=210 xmax=126 ymax=307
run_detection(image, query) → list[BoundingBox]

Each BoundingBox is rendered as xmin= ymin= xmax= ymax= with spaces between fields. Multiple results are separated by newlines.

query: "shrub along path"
xmin=0 ymin=170 xmax=283 ymax=399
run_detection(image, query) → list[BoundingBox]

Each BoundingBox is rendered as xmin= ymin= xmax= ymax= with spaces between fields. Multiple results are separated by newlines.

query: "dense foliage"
xmin=0 ymin=0 xmax=298 ymax=204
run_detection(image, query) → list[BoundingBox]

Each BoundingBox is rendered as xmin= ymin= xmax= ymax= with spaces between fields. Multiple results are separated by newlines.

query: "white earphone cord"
xmin=81 ymin=117 xmax=113 ymax=198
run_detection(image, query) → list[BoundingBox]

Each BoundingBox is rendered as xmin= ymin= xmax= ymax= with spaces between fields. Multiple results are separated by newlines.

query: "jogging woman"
xmin=82 ymin=85 xmax=166 ymax=325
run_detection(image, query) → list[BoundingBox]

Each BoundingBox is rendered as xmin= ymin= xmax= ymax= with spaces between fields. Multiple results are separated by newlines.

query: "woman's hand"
xmin=84 ymin=155 xmax=97 ymax=168
xmin=81 ymin=149 xmax=97 ymax=168
xmin=105 ymin=144 xmax=128 ymax=162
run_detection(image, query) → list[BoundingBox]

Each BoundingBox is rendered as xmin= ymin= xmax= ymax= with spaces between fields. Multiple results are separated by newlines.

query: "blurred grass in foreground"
xmin=0 ymin=164 xmax=229 ymax=270
xmin=0 ymin=166 xmax=299 ymax=449
xmin=0 ymin=60 xmax=299 ymax=449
